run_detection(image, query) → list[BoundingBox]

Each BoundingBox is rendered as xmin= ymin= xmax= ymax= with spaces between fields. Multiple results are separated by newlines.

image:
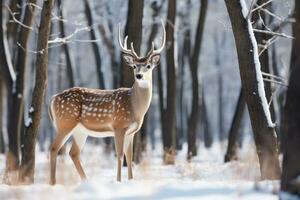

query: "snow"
xmin=239 ymin=0 xmax=276 ymax=128
xmin=29 ymin=107 xmax=34 ymax=113
xmin=0 ymin=141 xmax=279 ymax=200
xmin=25 ymin=117 xmax=32 ymax=127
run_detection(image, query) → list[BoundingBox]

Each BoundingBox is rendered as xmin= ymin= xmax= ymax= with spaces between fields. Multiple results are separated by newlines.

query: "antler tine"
xmin=118 ymin=23 xmax=132 ymax=54
xmin=146 ymin=42 xmax=155 ymax=57
xmin=153 ymin=20 xmax=166 ymax=54
xmin=124 ymin=36 xmax=128 ymax=49
xmin=130 ymin=42 xmax=139 ymax=58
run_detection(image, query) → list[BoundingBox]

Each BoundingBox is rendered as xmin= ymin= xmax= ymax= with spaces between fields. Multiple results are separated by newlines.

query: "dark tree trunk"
xmin=57 ymin=0 xmax=77 ymax=87
xmin=0 ymin=0 xmax=19 ymax=178
xmin=19 ymin=0 xmax=54 ymax=183
xmin=224 ymin=0 xmax=281 ymax=180
xmin=161 ymin=0 xmax=177 ymax=164
xmin=98 ymin=24 xmax=119 ymax=89
xmin=7 ymin=0 xmax=37 ymax=177
xmin=202 ymin=92 xmax=212 ymax=148
xmin=281 ymin=1 xmax=300 ymax=196
xmin=84 ymin=0 xmax=105 ymax=89
xmin=224 ymin=89 xmax=245 ymax=162
xmin=0 ymin=73 xmax=5 ymax=154
xmin=121 ymin=0 xmax=144 ymax=163
xmin=187 ymin=0 xmax=208 ymax=160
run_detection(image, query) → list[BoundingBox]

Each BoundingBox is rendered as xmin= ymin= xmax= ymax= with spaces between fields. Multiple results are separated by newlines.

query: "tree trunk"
xmin=84 ymin=0 xmax=105 ymax=89
xmin=121 ymin=0 xmax=144 ymax=163
xmin=0 ymin=73 xmax=5 ymax=154
xmin=7 ymin=0 xmax=37 ymax=177
xmin=281 ymin=0 xmax=300 ymax=196
xmin=202 ymin=91 xmax=212 ymax=148
xmin=0 ymin=0 xmax=16 ymax=173
xmin=57 ymin=0 xmax=77 ymax=87
xmin=224 ymin=0 xmax=281 ymax=180
xmin=187 ymin=0 xmax=208 ymax=160
xmin=19 ymin=0 xmax=54 ymax=183
xmin=161 ymin=0 xmax=177 ymax=164
xmin=224 ymin=89 xmax=245 ymax=162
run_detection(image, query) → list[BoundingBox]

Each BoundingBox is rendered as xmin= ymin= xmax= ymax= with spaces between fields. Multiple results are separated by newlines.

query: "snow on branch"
xmin=48 ymin=27 xmax=91 ymax=44
xmin=240 ymin=0 xmax=275 ymax=128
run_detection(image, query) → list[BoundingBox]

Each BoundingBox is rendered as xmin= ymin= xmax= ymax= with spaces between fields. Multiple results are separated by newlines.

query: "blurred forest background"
xmin=0 ymin=0 xmax=300 ymax=196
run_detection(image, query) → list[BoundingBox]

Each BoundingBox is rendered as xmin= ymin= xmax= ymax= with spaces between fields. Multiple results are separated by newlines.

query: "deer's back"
xmin=49 ymin=87 xmax=134 ymax=134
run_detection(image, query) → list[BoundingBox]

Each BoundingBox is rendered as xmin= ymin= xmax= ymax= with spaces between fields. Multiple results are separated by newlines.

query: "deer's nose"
xmin=136 ymin=74 xmax=143 ymax=80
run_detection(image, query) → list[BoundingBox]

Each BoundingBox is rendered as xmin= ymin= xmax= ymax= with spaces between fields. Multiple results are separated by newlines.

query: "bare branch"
xmin=253 ymin=28 xmax=294 ymax=39
xmin=251 ymin=0 xmax=273 ymax=13
xmin=263 ymin=78 xmax=288 ymax=87
xmin=260 ymin=8 xmax=283 ymax=21
xmin=247 ymin=0 xmax=258 ymax=20
xmin=48 ymin=27 xmax=91 ymax=44
xmin=5 ymin=4 xmax=33 ymax=31
xmin=262 ymin=72 xmax=286 ymax=82
xmin=258 ymin=36 xmax=278 ymax=56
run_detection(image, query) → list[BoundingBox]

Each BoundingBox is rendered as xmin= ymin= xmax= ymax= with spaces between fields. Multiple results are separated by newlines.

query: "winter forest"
xmin=0 ymin=0 xmax=300 ymax=199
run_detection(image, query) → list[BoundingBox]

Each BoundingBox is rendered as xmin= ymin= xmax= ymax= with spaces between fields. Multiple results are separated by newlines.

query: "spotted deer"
xmin=48 ymin=22 xmax=165 ymax=184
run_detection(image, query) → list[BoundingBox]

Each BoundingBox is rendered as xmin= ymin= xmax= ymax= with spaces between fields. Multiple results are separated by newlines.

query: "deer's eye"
xmin=146 ymin=65 xmax=151 ymax=69
xmin=133 ymin=65 xmax=137 ymax=69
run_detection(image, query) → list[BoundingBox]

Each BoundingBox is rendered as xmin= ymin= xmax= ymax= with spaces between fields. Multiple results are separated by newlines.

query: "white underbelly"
xmin=72 ymin=123 xmax=115 ymax=138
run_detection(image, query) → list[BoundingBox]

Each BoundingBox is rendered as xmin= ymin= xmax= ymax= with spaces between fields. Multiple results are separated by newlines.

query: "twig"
xmin=262 ymin=72 xmax=286 ymax=82
xmin=263 ymin=78 xmax=288 ymax=87
xmin=247 ymin=0 xmax=258 ymax=20
xmin=260 ymin=8 xmax=283 ymax=21
xmin=5 ymin=4 xmax=33 ymax=31
xmin=253 ymin=28 xmax=294 ymax=39
xmin=48 ymin=27 xmax=91 ymax=44
xmin=259 ymin=36 xmax=278 ymax=56
xmin=251 ymin=0 xmax=273 ymax=13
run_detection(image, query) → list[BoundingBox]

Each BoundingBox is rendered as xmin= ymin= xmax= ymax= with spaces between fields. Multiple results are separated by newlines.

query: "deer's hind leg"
xmin=69 ymin=132 xmax=88 ymax=180
xmin=50 ymin=131 xmax=72 ymax=185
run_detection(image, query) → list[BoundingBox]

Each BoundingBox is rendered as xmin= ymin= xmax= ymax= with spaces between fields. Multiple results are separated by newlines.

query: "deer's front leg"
xmin=124 ymin=134 xmax=134 ymax=180
xmin=114 ymin=130 xmax=125 ymax=182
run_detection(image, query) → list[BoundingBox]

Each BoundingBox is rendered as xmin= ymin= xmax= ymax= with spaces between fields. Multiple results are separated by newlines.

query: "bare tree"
xmin=281 ymin=0 xmax=300 ymax=196
xmin=84 ymin=0 xmax=105 ymax=89
xmin=7 ymin=0 xmax=37 ymax=177
xmin=160 ymin=0 xmax=176 ymax=164
xmin=0 ymin=68 xmax=4 ymax=154
xmin=19 ymin=0 xmax=55 ymax=183
xmin=224 ymin=0 xmax=281 ymax=179
xmin=57 ymin=0 xmax=77 ymax=87
xmin=224 ymin=89 xmax=245 ymax=162
xmin=187 ymin=0 xmax=208 ymax=160
xmin=0 ymin=0 xmax=19 ymax=178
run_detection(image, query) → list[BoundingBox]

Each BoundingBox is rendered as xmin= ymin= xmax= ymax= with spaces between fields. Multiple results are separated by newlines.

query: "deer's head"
xmin=118 ymin=21 xmax=165 ymax=87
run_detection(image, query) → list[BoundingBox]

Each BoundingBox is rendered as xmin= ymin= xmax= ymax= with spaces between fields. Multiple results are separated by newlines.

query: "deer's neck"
xmin=130 ymin=80 xmax=152 ymax=120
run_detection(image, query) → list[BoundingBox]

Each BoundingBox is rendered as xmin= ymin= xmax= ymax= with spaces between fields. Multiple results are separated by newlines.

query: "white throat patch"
xmin=136 ymin=80 xmax=150 ymax=88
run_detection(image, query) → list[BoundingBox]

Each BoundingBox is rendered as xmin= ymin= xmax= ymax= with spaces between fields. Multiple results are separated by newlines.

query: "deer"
xmin=48 ymin=21 xmax=165 ymax=185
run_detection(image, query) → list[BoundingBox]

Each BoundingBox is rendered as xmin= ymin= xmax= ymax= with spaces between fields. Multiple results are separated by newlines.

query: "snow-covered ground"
xmin=0 ymin=141 xmax=279 ymax=200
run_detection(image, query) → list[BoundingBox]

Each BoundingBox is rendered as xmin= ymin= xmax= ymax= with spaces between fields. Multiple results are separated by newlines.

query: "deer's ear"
xmin=150 ymin=54 xmax=160 ymax=66
xmin=123 ymin=54 xmax=135 ymax=66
